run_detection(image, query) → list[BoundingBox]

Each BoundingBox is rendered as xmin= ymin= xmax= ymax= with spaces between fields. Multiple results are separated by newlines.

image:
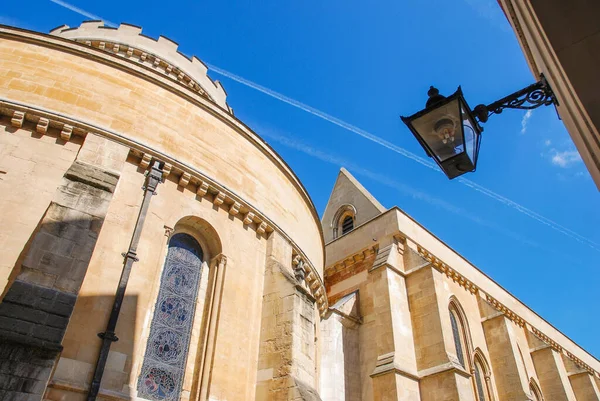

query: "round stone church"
xmin=0 ymin=21 xmax=599 ymax=401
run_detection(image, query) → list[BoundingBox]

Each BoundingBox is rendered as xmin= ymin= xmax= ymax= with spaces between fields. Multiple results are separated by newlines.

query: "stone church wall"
xmin=0 ymin=23 xmax=325 ymax=401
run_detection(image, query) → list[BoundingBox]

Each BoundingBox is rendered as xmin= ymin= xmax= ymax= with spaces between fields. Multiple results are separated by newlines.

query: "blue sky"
xmin=2 ymin=1 xmax=599 ymax=357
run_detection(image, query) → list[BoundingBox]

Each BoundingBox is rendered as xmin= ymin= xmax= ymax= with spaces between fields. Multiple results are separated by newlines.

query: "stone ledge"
xmin=370 ymin=363 xmax=419 ymax=382
xmin=418 ymin=361 xmax=471 ymax=380
xmin=49 ymin=379 xmax=131 ymax=401
xmin=64 ymin=161 xmax=119 ymax=193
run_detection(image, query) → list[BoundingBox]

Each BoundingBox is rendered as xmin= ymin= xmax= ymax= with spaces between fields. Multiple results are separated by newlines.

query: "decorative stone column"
xmin=197 ymin=254 xmax=228 ymax=401
xmin=255 ymin=232 xmax=320 ymax=400
xmin=0 ymin=134 xmax=129 ymax=401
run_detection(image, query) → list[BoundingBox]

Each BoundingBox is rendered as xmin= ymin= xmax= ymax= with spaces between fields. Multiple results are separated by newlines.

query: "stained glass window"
xmin=450 ymin=310 xmax=465 ymax=367
xmin=138 ymin=233 xmax=203 ymax=401
xmin=474 ymin=361 xmax=487 ymax=401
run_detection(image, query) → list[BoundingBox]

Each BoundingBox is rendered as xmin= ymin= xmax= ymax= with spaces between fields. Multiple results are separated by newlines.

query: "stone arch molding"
xmin=473 ymin=348 xmax=495 ymax=401
xmin=529 ymin=378 xmax=544 ymax=401
xmin=173 ymin=216 xmax=223 ymax=263
xmin=331 ymin=204 xmax=357 ymax=239
xmin=448 ymin=295 xmax=475 ymax=368
xmin=50 ymin=21 xmax=229 ymax=111
xmin=472 ymin=348 xmax=491 ymax=377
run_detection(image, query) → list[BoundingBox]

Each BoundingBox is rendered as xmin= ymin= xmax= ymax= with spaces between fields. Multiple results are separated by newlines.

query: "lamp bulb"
xmin=434 ymin=117 xmax=456 ymax=144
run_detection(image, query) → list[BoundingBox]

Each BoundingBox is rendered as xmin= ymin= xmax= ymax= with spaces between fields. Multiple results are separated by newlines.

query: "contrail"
xmin=48 ymin=0 xmax=118 ymax=28
xmin=44 ymin=0 xmax=600 ymax=253
xmin=209 ymin=66 xmax=600 ymax=252
xmin=207 ymin=64 xmax=439 ymax=171
xmin=260 ymin=127 xmax=592 ymax=265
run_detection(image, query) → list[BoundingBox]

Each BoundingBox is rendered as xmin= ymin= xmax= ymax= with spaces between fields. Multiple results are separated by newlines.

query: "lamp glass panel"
xmin=410 ymin=98 xmax=464 ymax=162
xmin=461 ymin=103 xmax=478 ymax=164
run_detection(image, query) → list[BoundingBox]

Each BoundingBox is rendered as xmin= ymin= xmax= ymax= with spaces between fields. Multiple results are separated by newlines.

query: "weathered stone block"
xmin=44 ymin=314 xmax=69 ymax=329
xmin=32 ymin=325 xmax=64 ymax=344
xmin=0 ymin=316 xmax=33 ymax=335
xmin=0 ymin=303 xmax=46 ymax=323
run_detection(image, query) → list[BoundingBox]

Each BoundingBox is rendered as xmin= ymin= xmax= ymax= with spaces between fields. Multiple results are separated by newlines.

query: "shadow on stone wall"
xmin=0 ymin=194 xmax=131 ymax=401
xmin=46 ymin=294 xmax=138 ymax=399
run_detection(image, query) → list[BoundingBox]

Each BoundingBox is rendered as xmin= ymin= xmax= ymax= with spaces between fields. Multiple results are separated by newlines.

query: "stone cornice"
xmin=484 ymin=294 xmax=526 ymax=328
xmin=565 ymin=351 xmax=596 ymax=376
xmin=418 ymin=246 xmax=478 ymax=295
xmin=0 ymin=100 xmax=328 ymax=314
xmin=324 ymin=244 xmax=379 ymax=278
xmin=0 ymin=26 xmax=325 ymax=259
xmin=416 ymin=245 xmax=600 ymax=377
xmin=531 ymin=326 xmax=563 ymax=353
xmin=293 ymin=252 xmax=328 ymax=317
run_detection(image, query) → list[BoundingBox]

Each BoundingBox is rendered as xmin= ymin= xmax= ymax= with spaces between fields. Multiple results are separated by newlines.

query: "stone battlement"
xmin=50 ymin=21 xmax=229 ymax=110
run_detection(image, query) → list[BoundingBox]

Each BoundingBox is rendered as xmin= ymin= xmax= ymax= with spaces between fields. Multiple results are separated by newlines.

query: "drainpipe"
xmin=87 ymin=160 xmax=163 ymax=401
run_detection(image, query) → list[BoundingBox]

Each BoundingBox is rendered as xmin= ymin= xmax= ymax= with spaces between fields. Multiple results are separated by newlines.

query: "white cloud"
xmin=551 ymin=150 xmax=582 ymax=168
xmin=520 ymin=110 xmax=533 ymax=134
xmin=462 ymin=0 xmax=513 ymax=33
xmin=544 ymin=139 xmax=552 ymax=146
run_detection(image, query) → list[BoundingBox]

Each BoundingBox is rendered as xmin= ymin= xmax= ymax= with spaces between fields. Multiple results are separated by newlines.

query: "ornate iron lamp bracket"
xmin=472 ymin=75 xmax=557 ymax=123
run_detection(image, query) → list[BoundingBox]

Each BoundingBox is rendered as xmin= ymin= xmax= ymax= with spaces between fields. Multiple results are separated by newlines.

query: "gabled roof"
xmin=321 ymin=168 xmax=386 ymax=243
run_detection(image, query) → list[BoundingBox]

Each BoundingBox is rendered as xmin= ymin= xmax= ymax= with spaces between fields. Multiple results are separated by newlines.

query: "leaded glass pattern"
xmin=474 ymin=362 xmax=487 ymax=401
xmin=138 ymin=233 xmax=203 ymax=401
xmin=450 ymin=310 xmax=465 ymax=367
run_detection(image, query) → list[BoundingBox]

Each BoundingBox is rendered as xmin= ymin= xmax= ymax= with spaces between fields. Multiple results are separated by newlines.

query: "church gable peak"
xmin=321 ymin=168 xmax=386 ymax=243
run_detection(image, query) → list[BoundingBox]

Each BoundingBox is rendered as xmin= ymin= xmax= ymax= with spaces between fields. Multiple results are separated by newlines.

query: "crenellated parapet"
xmin=50 ymin=21 xmax=229 ymax=111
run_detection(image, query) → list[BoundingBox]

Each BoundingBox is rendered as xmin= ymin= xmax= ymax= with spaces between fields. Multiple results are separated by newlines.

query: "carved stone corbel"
xmin=257 ymin=222 xmax=268 ymax=235
xmin=36 ymin=118 xmax=49 ymax=134
xmin=229 ymin=202 xmax=241 ymax=215
xmin=213 ymin=192 xmax=225 ymax=206
xmin=162 ymin=163 xmax=172 ymax=179
xmin=243 ymin=212 xmax=255 ymax=225
xmin=197 ymin=182 xmax=209 ymax=197
xmin=179 ymin=172 xmax=191 ymax=187
xmin=139 ymin=154 xmax=152 ymax=169
xmin=60 ymin=124 xmax=72 ymax=141
xmin=11 ymin=111 xmax=24 ymax=128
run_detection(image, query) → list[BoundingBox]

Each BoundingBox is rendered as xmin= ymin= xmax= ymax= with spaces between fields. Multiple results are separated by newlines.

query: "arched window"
xmin=332 ymin=204 xmax=356 ymax=239
xmin=341 ymin=215 xmax=354 ymax=234
xmin=449 ymin=306 xmax=468 ymax=367
xmin=138 ymin=233 xmax=204 ymax=401
xmin=473 ymin=351 xmax=492 ymax=401
xmin=530 ymin=379 xmax=544 ymax=401
xmin=474 ymin=361 xmax=486 ymax=401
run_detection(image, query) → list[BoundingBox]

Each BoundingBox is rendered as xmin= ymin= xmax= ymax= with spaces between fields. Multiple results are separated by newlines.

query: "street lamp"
xmin=401 ymin=75 xmax=557 ymax=179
